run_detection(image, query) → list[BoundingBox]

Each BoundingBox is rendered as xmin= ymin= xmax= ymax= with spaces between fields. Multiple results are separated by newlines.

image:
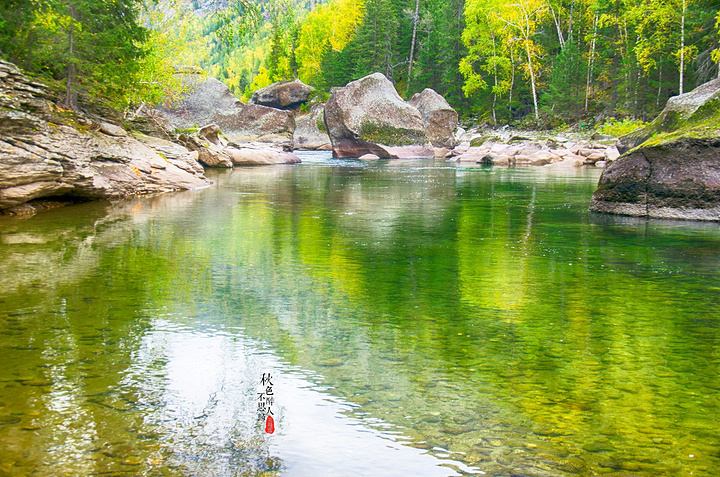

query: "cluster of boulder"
xmin=152 ymin=74 xmax=314 ymax=165
xmin=296 ymin=73 xmax=458 ymax=159
xmin=294 ymin=73 xmax=617 ymax=169
xmin=450 ymin=133 xmax=619 ymax=167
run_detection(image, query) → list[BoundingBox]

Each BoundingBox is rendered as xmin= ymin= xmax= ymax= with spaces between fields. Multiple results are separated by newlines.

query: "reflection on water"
xmin=1 ymin=154 xmax=719 ymax=476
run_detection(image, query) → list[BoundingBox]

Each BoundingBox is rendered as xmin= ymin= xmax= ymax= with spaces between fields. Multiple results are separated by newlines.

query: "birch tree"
xmin=495 ymin=0 xmax=548 ymax=120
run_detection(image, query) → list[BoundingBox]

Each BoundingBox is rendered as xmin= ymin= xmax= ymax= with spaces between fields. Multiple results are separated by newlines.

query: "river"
xmin=1 ymin=152 xmax=719 ymax=476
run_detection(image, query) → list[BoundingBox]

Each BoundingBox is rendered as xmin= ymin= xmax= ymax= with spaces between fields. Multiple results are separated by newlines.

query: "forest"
xmin=1 ymin=0 xmax=719 ymax=127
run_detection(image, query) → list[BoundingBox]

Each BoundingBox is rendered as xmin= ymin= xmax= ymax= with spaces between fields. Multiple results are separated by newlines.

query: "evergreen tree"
xmin=540 ymin=39 xmax=586 ymax=117
xmin=0 ymin=0 xmax=152 ymax=109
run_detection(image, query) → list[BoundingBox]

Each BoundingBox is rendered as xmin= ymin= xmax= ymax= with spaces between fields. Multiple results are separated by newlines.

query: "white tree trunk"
xmin=549 ymin=3 xmax=565 ymax=49
xmin=407 ymin=0 xmax=420 ymax=86
xmin=585 ymin=14 xmax=598 ymax=111
xmin=679 ymin=0 xmax=686 ymax=95
xmin=525 ymin=39 xmax=539 ymax=120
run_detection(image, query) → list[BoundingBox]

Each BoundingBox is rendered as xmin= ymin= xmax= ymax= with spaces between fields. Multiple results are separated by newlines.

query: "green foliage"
xmin=295 ymin=0 xmax=364 ymax=86
xmin=540 ymin=40 xmax=586 ymax=117
xmin=597 ymin=117 xmax=649 ymax=137
xmin=7 ymin=0 xmax=718 ymax=123
xmin=0 ymin=0 xmax=189 ymax=110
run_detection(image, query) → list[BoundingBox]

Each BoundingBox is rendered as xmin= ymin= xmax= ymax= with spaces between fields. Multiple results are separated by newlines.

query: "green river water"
xmin=1 ymin=153 xmax=719 ymax=476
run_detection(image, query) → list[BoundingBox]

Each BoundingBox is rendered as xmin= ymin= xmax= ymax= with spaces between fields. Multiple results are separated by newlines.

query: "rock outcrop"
xmin=294 ymin=104 xmax=332 ymax=150
xmin=0 ymin=60 xmax=210 ymax=215
xmin=324 ymin=73 xmax=432 ymax=159
xmin=250 ymin=79 xmax=315 ymax=110
xmin=408 ymin=88 xmax=458 ymax=148
xmin=590 ymin=79 xmax=720 ymax=220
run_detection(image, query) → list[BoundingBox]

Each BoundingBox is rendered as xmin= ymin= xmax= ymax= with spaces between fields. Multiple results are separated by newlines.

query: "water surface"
xmin=1 ymin=153 xmax=719 ymax=476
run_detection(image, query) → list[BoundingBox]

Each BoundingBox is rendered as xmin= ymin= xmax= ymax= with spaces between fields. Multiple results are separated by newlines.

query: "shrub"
xmin=597 ymin=117 xmax=647 ymax=137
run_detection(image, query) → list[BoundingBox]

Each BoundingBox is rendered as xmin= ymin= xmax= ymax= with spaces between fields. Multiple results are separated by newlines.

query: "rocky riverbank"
xmin=0 ymin=59 xmax=631 ymax=217
xmin=449 ymin=128 xmax=619 ymax=168
xmin=0 ymin=60 xmax=210 ymax=216
xmin=0 ymin=61 xmax=312 ymax=215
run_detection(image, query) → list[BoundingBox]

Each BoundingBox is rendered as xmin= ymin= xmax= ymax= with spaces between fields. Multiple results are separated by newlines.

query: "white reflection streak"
xmin=128 ymin=319 xmax=479 ymax=476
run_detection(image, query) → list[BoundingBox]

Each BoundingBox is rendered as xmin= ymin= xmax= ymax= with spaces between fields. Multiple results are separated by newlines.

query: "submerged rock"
xmin=324 ymin=73 xmax=432 ymax=159
xmin=591 ymin=79 xmax=720 ymax=220
xmin=250 ymin=79 xmax=315 ymax=110
xmin=408 ymin=88 xmax=458 ymax=148
xmin=0 ymin=60 xmax=210 ymax=214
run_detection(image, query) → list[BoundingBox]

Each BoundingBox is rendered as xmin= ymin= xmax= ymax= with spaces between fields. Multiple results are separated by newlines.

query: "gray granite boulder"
xmin=324 ymin=73 xmax=432 ymax=159
xmin=408 ymin=88 xmax=458 ymax=148
xmin=294 ymin=104 xmax=331 ymax=151
xmin=250 ymin=79 xmax=315 ymax=110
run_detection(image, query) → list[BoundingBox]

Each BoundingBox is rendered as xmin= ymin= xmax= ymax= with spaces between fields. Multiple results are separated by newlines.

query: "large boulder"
xmin=250 ymin=79 xmax=315 ymax=110
xmin=590 ymin=79 xmax=720 ymax=221
xmin=154 ymin=73 xmax=242 ymax=131
xmin=408 ymin=88 xmax=458 ymax=148
xmin=222 ymin=103 xmax=295 ymax=151
xmin=324 ymin=73 xmax=432 ymax=159
xmin=0 ymin=60 xmax=210 ymax=215
xmin=294 ymin=104 xmax=332 ymax=150
xmin=223 ymin=146 xmax=302 ymax=166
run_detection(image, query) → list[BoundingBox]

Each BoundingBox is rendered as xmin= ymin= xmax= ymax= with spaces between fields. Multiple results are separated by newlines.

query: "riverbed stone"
xmin=223 ymin=146 xmax=301 ymax=166
xmin=324 ymin=73 xmax=430 ymax=158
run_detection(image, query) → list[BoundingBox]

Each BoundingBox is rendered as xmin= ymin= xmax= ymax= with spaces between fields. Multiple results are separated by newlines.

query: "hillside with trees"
xmin=1 ymin=0 xmax=718 ymax=126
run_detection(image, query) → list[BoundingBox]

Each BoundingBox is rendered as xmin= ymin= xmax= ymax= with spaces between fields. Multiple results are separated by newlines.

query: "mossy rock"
xmin=617 ymin=79 xmax=720 ymax=153
xmin=175 ymin=127 xmax=199 ymax=135
xmin=470 ymin=135 xmax=499 ymax=147
xmin=359 ymin=121 xmax=427 ymax=147
xmin=591 ymin=79 xmax=720 ymax=221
